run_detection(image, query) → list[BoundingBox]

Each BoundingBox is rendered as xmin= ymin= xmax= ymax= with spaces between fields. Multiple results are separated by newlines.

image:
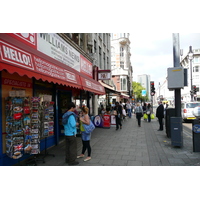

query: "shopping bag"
xmin=150 ymin=114 xmax=155 ymax=119
xmin=83 ymin=120 xmax=95 ymax=133
xmin=143 ymin=113 xmax=148 ymax=119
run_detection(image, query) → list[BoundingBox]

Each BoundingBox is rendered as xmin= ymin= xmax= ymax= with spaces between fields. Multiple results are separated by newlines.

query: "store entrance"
xmin=57 ymin=90 xmax=72 ymax=141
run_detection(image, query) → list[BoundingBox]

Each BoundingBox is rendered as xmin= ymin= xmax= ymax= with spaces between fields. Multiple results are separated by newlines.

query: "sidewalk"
xmin=25 ymin=114 xmax=200 ymax=166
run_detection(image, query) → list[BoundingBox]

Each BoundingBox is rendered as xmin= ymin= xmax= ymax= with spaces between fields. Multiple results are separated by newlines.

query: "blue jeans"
xmin=127 ymin=109 xmax=132 ymax=118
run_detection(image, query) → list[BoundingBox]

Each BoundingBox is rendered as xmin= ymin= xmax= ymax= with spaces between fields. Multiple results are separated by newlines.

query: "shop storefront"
xmin=0 ymin=33 xmax=105 ymax=166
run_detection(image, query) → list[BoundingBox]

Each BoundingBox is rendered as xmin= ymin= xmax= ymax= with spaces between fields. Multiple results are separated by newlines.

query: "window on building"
xmin=99 ymin=47 xmax=102 ymax=68
xmin=107 ymin=57 xmax=109 ymax=70
xmin=103 ymin=52 xmax=106 ymax=69
xmin=120 ymin=76 xmax=127 ymax=91
xmin=194 ymin=57 xmax=200 ymax=63
xmin=103 ymin=34 xmax=106 ymax=44
xmin=120 ymin=47 xmax=124 ymax=57
xmin=80 ymin=33 xmax=84 ymax=49
xmin=120 ymin=61 xmax=124 ymax=69
xmin=194 ymin=66 xmax=199 ymax=72
xmin=94 ymin=40 xmax=97 ymax=53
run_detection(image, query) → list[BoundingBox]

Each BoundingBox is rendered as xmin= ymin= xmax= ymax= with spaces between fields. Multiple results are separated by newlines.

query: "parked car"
xmin=181 ymin=102 xmax=200 ymax=122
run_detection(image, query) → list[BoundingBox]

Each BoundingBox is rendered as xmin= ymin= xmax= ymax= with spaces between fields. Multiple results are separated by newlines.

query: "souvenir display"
xmin=5 ymin=94 xmax=54 ymax=160
xmin=5 ymin=96 xmax=42 ymax=159
xmin=24 ymin=97 xmax=41 ymax=155
xmin=41 ymin=101 xmax=54 ymax=137
xmin=5 ymin=97 xmax=29 ymax=159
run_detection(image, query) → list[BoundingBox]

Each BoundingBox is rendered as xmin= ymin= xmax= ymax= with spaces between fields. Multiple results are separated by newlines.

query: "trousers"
xmin=65 ymin=136 xmax=77 ymax=163
xmin=81 ymin=140 xmax=91 ymax=157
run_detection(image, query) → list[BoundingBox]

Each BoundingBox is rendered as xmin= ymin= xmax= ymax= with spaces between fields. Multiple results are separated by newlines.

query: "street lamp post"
xmin=188 ymin=46 xmax=194 ymax=102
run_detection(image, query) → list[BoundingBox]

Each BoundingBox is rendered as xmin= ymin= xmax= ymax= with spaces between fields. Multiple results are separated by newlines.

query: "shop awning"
xmin=120 ymin=93 xmax=130 ymax=99
xmin=0 ymin=35 xmax=105 ymax=94
xmin=0 ymin=38 xmax=83 ymax=89
xmin=80 ymin=75 xmax=105 ymax=95
xmin=0 ymin=62 xmax=82 ymax=89
xmin=99 ymin=80 xmax=120 ymax=95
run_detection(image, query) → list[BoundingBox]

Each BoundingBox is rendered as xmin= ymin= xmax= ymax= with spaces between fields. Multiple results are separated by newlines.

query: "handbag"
xmin=83 ymin=120 xmax=95 ymax=133
xmin=151 ymin=113 xmax=155 ymax=119
xmin=146 ymin=111 xmax=150 ymax=115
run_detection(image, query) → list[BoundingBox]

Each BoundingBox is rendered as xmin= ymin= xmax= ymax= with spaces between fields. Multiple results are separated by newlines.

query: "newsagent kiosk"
xmin=0 ymin=33 xmax=105 ymax=166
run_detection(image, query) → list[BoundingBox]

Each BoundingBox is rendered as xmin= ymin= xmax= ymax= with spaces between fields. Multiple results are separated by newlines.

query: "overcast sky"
xmin=130 ymin=33 xmax=200 ymax=88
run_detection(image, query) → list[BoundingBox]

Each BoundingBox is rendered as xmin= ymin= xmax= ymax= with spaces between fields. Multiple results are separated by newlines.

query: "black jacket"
xmin=114 ymin=105 xmax=122 ymax=115
xmin=156 ymin=104 xmax=164 ymax=118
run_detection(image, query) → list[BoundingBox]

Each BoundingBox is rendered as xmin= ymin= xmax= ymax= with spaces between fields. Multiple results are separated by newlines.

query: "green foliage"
xmin=132 ymin=81 xmax=149 ymax=102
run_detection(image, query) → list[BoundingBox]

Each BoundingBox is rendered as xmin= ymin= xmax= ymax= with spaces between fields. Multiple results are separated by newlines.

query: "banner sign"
xmin=37 ymin=33 xmax=80 ymax=72
xmin=0 ymin=40 xmax=34 ymax=70
xmin=98 ymin=70 xmax=111 ymax=80
xmin=0 ymin=40 xmax=79 ymax=85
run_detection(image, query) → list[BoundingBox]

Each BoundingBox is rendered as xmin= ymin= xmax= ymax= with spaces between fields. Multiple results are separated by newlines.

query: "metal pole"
xmin=188 ymin=46 xmax=194 ymax=102
xmin=172 ymin=33 xmax=181 ymax=117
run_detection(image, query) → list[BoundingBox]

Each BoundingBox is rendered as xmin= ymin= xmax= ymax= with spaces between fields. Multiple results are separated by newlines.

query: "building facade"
xmin=110 ymin=33 xmax=132 ymax=103
xmin=137 ymin=74 xmax=151 ymax=100
xmin=180 ymin=48 xmax=200 ymax=102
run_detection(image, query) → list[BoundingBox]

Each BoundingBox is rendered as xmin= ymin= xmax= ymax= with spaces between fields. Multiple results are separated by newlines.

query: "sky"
xmin=130 ymin=33 xmax=200 ymax=88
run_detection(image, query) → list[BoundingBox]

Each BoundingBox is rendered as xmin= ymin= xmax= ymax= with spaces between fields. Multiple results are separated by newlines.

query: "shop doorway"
xmin=57 ymin=90 xmax=72 ymax=141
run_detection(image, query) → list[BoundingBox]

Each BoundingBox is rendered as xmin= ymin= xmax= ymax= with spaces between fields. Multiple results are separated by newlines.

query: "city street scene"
xmin=1 ymin=33 xmax=200 ymax=168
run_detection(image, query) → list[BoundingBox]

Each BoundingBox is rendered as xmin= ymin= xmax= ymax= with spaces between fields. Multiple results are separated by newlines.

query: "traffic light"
xmin=150 ymin=81 xmax=155 ymax=96
xmin=193 ymin=85 xmax=197 ymax=94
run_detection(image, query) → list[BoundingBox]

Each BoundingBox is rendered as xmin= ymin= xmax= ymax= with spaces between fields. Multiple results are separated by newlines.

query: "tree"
xmin=132 ymin=81 xmax=149 ymax=102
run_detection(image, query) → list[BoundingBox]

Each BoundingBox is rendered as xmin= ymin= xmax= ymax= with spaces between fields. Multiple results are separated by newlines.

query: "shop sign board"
xmin=7 ymin=33 xmax=93 ymax=78
xmin=0 ymin=40 xmax=34 ymax=70
xmin=110 ymin=115 xmax=116 ymax=125
xmin=93 ymin=115 xmax=103 ymax=127
xmin=98 ymin=70 xmax=111 ymax=80
xmin=103 ymin=114 xmax=110 ymax=128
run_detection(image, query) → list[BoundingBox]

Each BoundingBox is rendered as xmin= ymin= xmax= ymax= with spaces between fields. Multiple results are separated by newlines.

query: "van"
xmin=181 ymin=102 xmax=200 ymax=122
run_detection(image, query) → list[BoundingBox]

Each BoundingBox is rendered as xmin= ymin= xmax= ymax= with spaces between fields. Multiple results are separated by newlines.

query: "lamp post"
xmin=188 ymin=46 xmax=194 ymax=102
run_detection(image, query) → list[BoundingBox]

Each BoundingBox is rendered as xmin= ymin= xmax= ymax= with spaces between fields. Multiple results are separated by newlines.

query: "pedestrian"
xmin=77 ymin=106 xmax=92 ymax=162
xmin=62 ymin=102 xmax=79 ymax=165
xmin=156 ymin=101 xmax=164 ymax=131
xmin=146 ymin=103 xmax=152 ymax=122
xmin=114 ymin=102 xmax=122 ymax=130
xmin=126 ymin=101 xmax=132 ymax=118
xmin=135 ymin=103 xmax=143 ymax=127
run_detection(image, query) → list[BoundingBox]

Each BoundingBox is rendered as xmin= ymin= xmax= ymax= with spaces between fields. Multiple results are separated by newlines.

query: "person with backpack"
xmin=62 ymin=102 xmax=79 ymax=165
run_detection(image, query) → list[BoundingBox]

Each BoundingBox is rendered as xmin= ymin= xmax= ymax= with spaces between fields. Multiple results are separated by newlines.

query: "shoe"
xmin=120 ymin=126 xmax=122 ymax=129
xmin=116 ymin=128 xmax=119 ymax=130
xmin=157 ymin=129 xmax=163 ymax=131
xmin=84 ymin=157 xmax=91 ymax=162
xmin=77 ymin=155 xmax=84 ymax=158
xmin=68 ymin=161 xmax=79 ymax=166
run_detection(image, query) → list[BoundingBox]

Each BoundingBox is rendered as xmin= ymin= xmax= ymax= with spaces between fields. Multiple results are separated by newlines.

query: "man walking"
xmin=156 ymin=101 xmax=164 ymax=131
xmin=62 ymin=102 xmax=79 ymax=165
xmin=126 ymin=101 xmax=132 ymax=118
